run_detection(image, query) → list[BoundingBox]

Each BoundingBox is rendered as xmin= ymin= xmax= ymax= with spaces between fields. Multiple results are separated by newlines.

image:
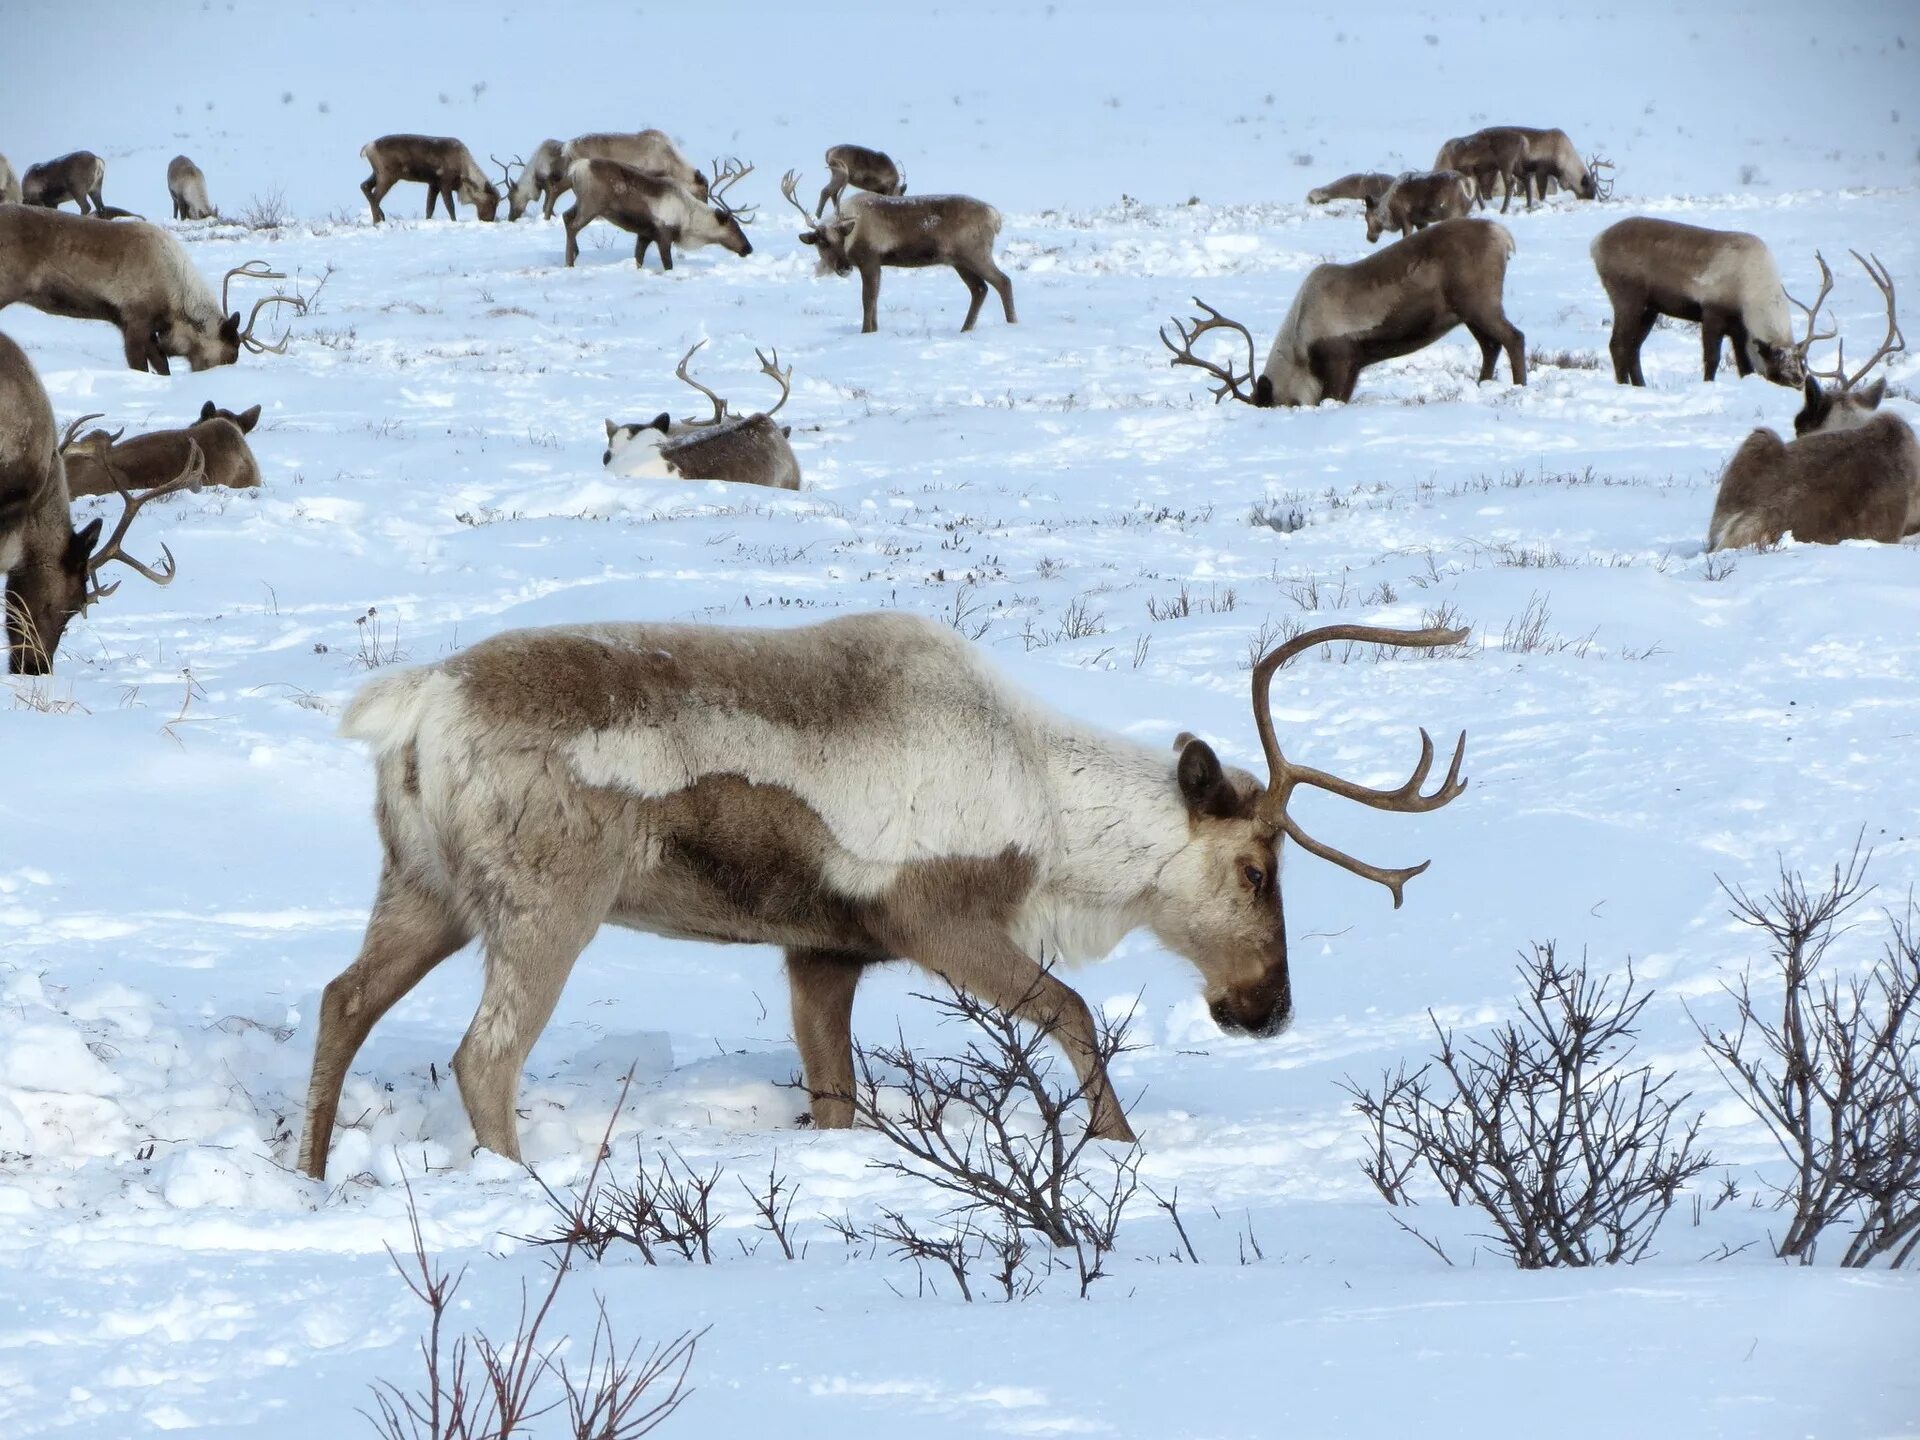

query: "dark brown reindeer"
xmin=359 ymin=135 xmax=500 ymax=223
xmin=603 ymin=341 xmax=800 ymax=490
xmin=1591 ymin=217 xmax=1813 ymax=387
xmin=21 ymin=150 xmax=107 ymax=213
xmin=0 ymin=208 xmax=305 ymax=373
xmin=1164 ymin=219 xmax=1524 ymax=407
xmin=1306 ymin=172 xmax=1396 ymax=207
xmin=1508 ymin=126 xmax=1609 ymax=204
xmin=297 ymin=614 xmax=1468 ymax=1179
xmin=1364 ymin=170 xmax=1477 ymax=243
xmin=2 ymin=332 xmax=200 ymax=674
xmin=781 ymin=169 xmax=1015 ymax=334
xmin=816 ymin=144 xmax=907 ymax=214
xmin=167 ymin=156 xmax=216 ymax=220
xmin=62 ymin=401 xmax=262 ymax=498
xmin=562 ymin=131 xmax=710 ymax=201
xmin=561 ymin=156 xmax=754 ymax=269
xmin=1434 ymin=129 xmax=1528 ymax=213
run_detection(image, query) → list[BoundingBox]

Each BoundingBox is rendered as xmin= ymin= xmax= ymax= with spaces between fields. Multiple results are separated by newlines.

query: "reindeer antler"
xmin=1787 ymin=251 xmax=1839 ymax=361
xmin=1586 ymin=154 xmax=1615 ymax=200
xmin=221 ymin=260 xmax=284 ymax=315
xmin=83 ymin=440 xmax=206 ymax=605
xmin=1812 ymin=250 xmax=1905 ymax=392
xmin=707 ymin=158 xmax=756 ymax=222
xmin=780 ymin=169 xmax=820 ymax=224
xmin=673 ymin=340 xmax=729 ymax=426
xmin=1249 ymin=622 xmax=1470 ymax=907
xmin=57 ymin=413 xmax=106 ymax=452
xmin=1160 ymin=298 xmax=1260 ymax=405
xmin=491 ymin=152 xmax=525 ymax=190
xmin=221 ymin=260 xmax=309 ymax=353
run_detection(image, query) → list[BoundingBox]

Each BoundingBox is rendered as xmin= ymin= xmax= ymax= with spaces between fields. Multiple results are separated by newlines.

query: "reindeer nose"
xmin=1209 ymin=994 xmax=1293 ymax=1039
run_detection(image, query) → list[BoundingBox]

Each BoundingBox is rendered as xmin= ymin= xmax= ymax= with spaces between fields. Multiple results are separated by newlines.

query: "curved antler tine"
xmin=240 ymin=293 xmax=307 ymax=352
xmin=84 ymin=439 xmax=200 ymax=602
xmin=58 ymin=412 xmax=106 ymax=450
xmin=1832 ymin=248 xmax=1904 ymax=390
xmin=779 ymin=169 xmax=818 ymax=223
xmin=1278 ymin=817 xmax=1431 ymax=908
xmin=673 ymin=340 xmax=727 ymax=425
xmin=1161 ymin=296 xmax=1260 ymax=405
xmin=220 ymin=259 xmax=286 ymax=314
xmin=754 ymin=347 xmax=793 ymax=418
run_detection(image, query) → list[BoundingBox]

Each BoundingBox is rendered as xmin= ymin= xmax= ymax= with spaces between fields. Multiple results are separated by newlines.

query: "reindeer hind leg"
xmin=785 ymin=948 xmax=872 ymax=1129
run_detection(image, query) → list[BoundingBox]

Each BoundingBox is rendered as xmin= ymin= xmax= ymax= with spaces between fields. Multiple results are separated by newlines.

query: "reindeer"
xmin=1708 ymin=252 xmax=1913 ymax=550
xmin=1591 ymin=218 xmax=1812 ymax=388
xmin=1433 ymin=129 xmax=1528 ymax=213
xmin=816 ymin=144 xmax=907 ymax=214
xmin=0 ymin=154 xmax=20 ymax=206
xmin=1364 ymin=170 xmax=1477 ymax=243
xmin=2 ymin=332 xmax=200 ymax=674
xmin=1507 ymin=126 xmax=1608 ymax=204
xmin=561 ymin=157 xmax=754 ymax=270
xmin=1163 ymin=219 xmax=1524 ymax=407
xmin=0 ymin=208 xmax=304 ymax=373
xmin=167 ymin=156 xmax=216 ymax=220
xmin=62 ymin=401 xmax=262 ymax=498
xmin=359 ymin=135 xmax=499 ymax=223
xmin=604 ymin=342 xmax=799 ymax=490
xmin=1306 ymin=172 xmax=1396 ymax=207
xmin=1436 ymin=128 xmax=1606 ymax=210
xmin=781 ymin=170 xmax=1015 ymax=335
xmin=21 ymin=151 xmax=107 ymax=213
xmin=297 ymin=614 xmax=1468 ymax=1179
xmin=499 ymin=140 xmax=568 ymax=221
xmin=561 ymin=131 xmax=710 ymax=201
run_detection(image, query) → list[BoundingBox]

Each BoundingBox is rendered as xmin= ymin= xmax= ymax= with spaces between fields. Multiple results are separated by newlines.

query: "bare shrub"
xmin=1344 ymin=942 xmax=1714 ymax=1267
xmin=242 ymin=187 xmax=289 ymax=229
xmin=1693 ymin=844 xmax=1920 ymax=1267
xmin=1250 ymin=499 xmax=1308 ymax=533
xmin=530 ymin=1146 xmax=728 ymax=1266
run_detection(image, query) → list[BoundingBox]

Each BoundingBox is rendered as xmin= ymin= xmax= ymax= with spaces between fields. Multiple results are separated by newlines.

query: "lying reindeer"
xmin=62 ymin=400 xmax=263 ymax=498
xmin=0 ymin=208 xmax=304 ymax=372
xmin=2 ymin=331 xmax=199 ymax=674
xmin=561 ymin=156 xmax=754 ymax=270
xmin=22 ymin=150 xmax=107 ymax=213
xmin=1164 ymin=219 xmax=1524 ymax=407
xmin=500 ymin=140 xmax=568 ymax=221
xmin=359 ymin=135 xmax=499 ymax=223
xmin=816 ymin=144 xmax=907 ymax=213
xmin=1364 ymin=170 xmax=1476 ymax=243
xmin=1591 ymin=217 xmax=1810 ymax=387
xmin=298 ymin=614 xmax=1467 ymax=1178
xmin=604 ymin=342 xmax=799 ymax=490
xmin=0 ymin=153 xmax=20 ymax=206
xmin=562 ymin=131 xmax=709 ymax=201
xmin=781 ymin=169 xmax=1014 ymax=334
xmin=1708 ymin=253 xmax=1912 ymax=550
xmin=1306 ymin=172 xmax=1395 ymax=207
xmin=167 ymin=156 xmax=216 ymax=221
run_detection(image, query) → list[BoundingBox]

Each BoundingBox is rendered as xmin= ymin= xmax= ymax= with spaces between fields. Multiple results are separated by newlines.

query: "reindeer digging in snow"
xmin=816 ymin=144 xmax=907 ymax=213
xmin=499 ymin=140 xmax=568 ymax=220
xmin=2 ymin=332 xmax=200 ymax=674
xmin=297 ymin=613 xmax=1468 ymax=1178
xmin=1708 ymin=251 xmax=1915 ymax=550
xmin=21 ymin=150 xmax=108 ymax=213
xmin=1306 ymin=172 xmax=1396 ymax=207
xmin=62 ymin=400 xmax=262 ymax=498
xmin=604 ymin=341 xmax=800 ymax=490
xmin=0 ymin=208 xmax=305 ymax=373
xmin=782 ymin=169 xmax=1015 ymax=334
xmin=0 ymin=154 xmax=20 ymax=206
xmin=167 ymin=156 xmax=216 ymax=220
xmin=1164 ymin=219 xmax=1525 ymax=407
xmin=561 ymin=156 xmax=754 ymax=270
xmin=1591 ymin=217 xmax=1813 ymax=387
xmin=359 ymin=135 xmax=500 ymax=223
xmin=1364 ymin=170 xmax=1477 ymax=243
xmin=562 ymin=131 xmax=710 ymax=200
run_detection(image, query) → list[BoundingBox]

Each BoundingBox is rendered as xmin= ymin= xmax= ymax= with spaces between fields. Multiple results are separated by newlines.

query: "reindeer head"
xmin=1362 ymin=192 xmax=1391 ymax=244
xmin=703 ymin=158 xmax=755 ymax=256
xmin=167 ymin=262 xmax=306 ymax=371
xmin=1147 ymin=623 xmax=1468 ymax=1037
xmin=782 ymin=170 xmax=857 ymax=274
xmin=198 ymin=399 xmax=261 ymax=433
xmin=495 ymin=153 xmax=534 ymax=221
xmin=1795 ymin=376 xmax=1887 ymax=436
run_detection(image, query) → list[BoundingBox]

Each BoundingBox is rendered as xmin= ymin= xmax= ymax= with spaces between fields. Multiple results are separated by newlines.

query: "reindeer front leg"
xmin=858 ymin=257 xmax=883 ymax=334
xmin=785 ymin=948 xmax=872 ymax=1128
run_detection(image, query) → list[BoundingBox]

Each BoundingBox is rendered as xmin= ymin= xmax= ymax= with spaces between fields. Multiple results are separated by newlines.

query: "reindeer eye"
xmin=1243 ymin=865 xmax=1265 ymax=891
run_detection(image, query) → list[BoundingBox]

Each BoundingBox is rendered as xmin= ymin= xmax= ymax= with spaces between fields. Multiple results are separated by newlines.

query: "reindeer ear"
xmin=649 ymin=412 xmax=672 ymax=433
xmin=64 ymin=518 xmax=104 ymax=570
xmin=781 ymin=425 xmax=792 ymax=439
xmin=221 ymin=312 xmax=242 ymax=342
xmin=798 ymin=230 xmax=819 ymax=245
xmin=1176 ymin=737 xmax=1228 ymax=814
xmin=1860 ymin=377 xmax=1886 ymax=409
xmin=199 ymin=400 xmax=217 ymax=420
xmin=1803 ymin=376 xmax=1823 ymax=404
xmin=605 ymin=418 xmax=618 ymax=440
xmin=235 ymin=404 xmax=261 ymax=432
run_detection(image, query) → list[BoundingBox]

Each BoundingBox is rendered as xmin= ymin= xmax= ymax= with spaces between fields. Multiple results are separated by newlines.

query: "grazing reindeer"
xmin=1508 ymin=126 xmax=1608 ymax=203
xmin=62 ymin=400 xmax=263 ymax=498
xmin=561 ymin=157 xmax=754 ymax=269
xmin=297 ymin=613 xmax=1468 ymax=1179
xmin=167 ymin=156 xmax=216 ymax=220
xmin=0 ymin=153 xmax=20 ymax=206
xmin=562 ymin=131 xmax=710 ymax=201
xmin=1306 ymin=172 xmax=1396 ymax=207
xmin=1708 ymin=253 xmax=1913 ymax=550
xmin=22 ymin=150 xmax=107 ymax=213
xmin=781 ymin=169 xmax=1015 ymax=334
xmin=604 ymin=341 xmax=800 ymax=490
xmin=1591 ymin=218 xmax=1812 ymax=387
xmin=2 ymin=332 xmax=200 ymax=674
xmin=359 ymin=135 xmax=500 ymax=223
xmin=1164 ymin=219 xmax=1524 ymax=407
xmin=816 ymin=144 xmax=907 ymax=213
xmin=500 ymin=140 xmax=568 ymax=220
xmin=1364 ymin=170 xmax=1477 ymax=243
xmin=1434 ymin=129 xmax=1528 ymax=213
xmin=0 ymin=208 xmax=304 ymax=373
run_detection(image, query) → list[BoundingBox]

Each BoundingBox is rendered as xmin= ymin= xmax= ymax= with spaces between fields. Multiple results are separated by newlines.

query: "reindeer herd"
xmin=0 ymin=118 xmax=1911 ymax=1180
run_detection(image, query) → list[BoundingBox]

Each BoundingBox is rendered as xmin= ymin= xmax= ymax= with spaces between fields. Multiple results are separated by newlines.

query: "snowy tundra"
xmin=0 ymin=0 xmax=1917 ymax=1436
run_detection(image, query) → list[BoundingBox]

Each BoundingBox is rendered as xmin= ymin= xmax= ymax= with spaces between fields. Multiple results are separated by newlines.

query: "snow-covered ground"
xmin=3 ymin=2 xmax=1919 ymax=1436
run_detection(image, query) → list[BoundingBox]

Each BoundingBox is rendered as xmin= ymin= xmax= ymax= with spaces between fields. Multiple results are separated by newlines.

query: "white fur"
xmin=603 ymin=426 xmax=675 ymax=479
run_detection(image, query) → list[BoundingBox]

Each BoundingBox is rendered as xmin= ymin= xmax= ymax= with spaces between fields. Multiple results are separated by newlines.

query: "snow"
xmin=3 ymin=0 xmax=1919 ymax=1435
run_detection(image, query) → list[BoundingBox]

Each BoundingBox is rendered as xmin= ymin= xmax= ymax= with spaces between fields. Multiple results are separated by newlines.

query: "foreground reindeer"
xmin=1306 ymin=172 xmax=1395 ymax=207
xmin=782 ymin=169 xmax=1014 ymax=334
xmin=1165 ymin=219 xmax=1524 ymax=406
xmin=62 ymin=400 xmax=262 ymax=497
xmin=501 ymin=140 xmax=568 ymax=220
xmin=604 ymin=342 xmax=799 ymax=489
xmin=21 ymin=150 xmax=107 ymax=212
xmin=1708 ymin=254 xmax=1912 ymax=550
xmin=561 ymin=157 xmax=754 ymax=269
xmin=2 ymin=332 xmax=199 ymax=674
xmin=0 ymin=208 xmax=303 ymax=372
xmin=359 ymin=135 xmax=499 ymax=223
xmin=0 ymin=154 xmax=20 ymax=206
xmin=1364 ymin=170 xmax=1476 ymax=242
xmin=816 ymin=144 xmax=907 ymax=213
xmin=1591 ymin=218 xmax=1810 ymax=387
xmin=298 ymin=615 xmax=1468 ymax=1178
xmin=562 ymin=131 xmax=710 ymax=200
xmin=167 ymin=156 xmax=216 ymax=220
